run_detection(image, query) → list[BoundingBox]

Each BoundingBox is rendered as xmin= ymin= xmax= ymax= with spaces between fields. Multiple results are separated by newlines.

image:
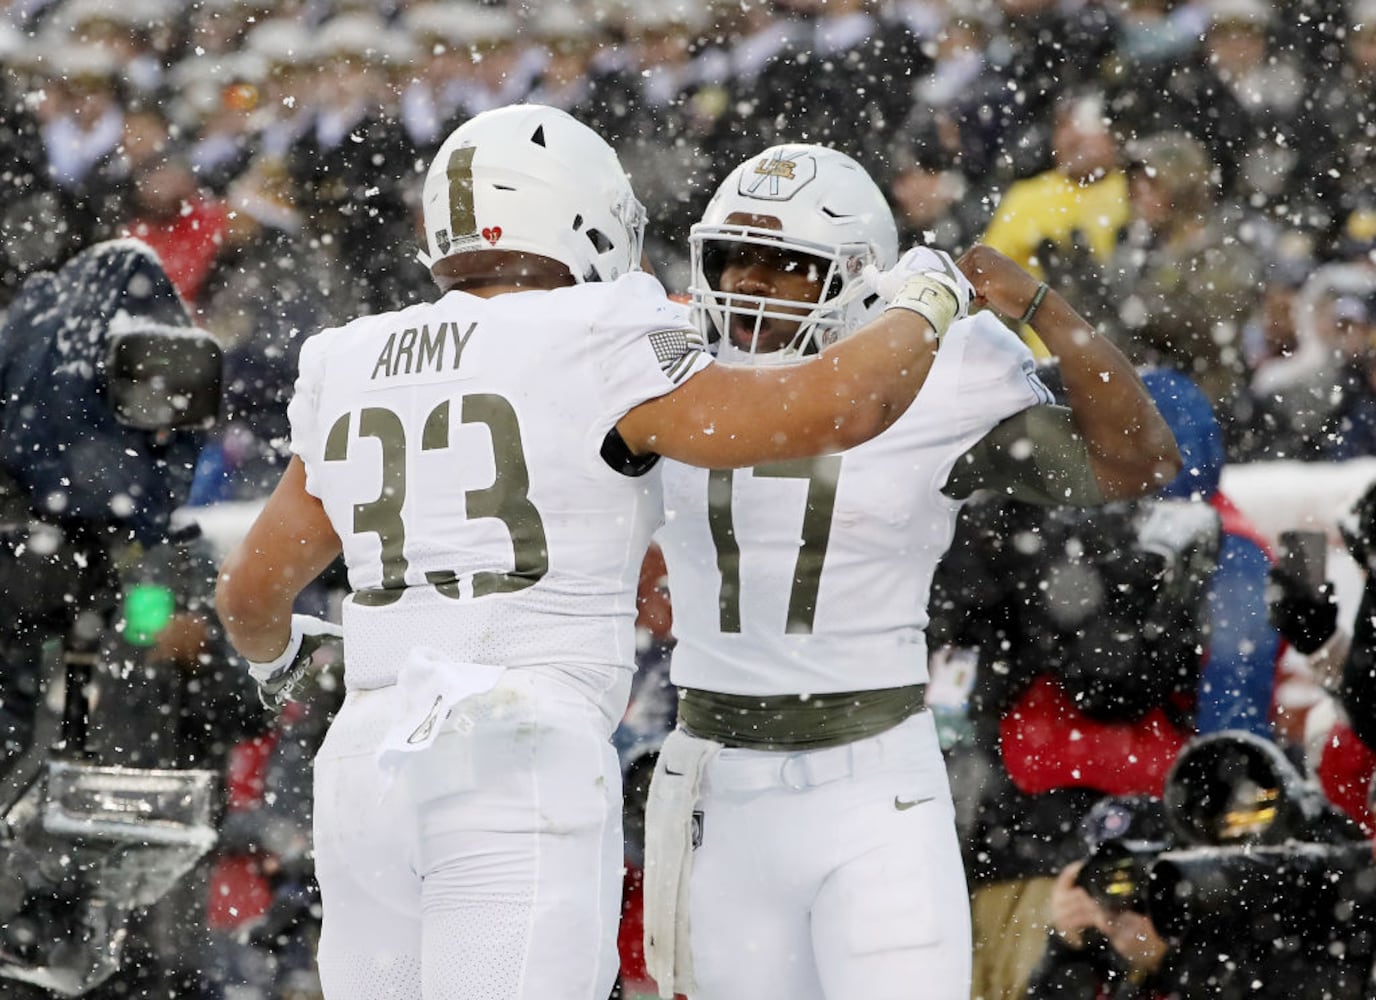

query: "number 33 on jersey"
xmin=286 ymin=272 xmax=710 ymax=681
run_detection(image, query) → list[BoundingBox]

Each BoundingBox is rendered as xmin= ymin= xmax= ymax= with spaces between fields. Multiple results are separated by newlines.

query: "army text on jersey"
xmin=371 ymin=321 xmax=478 ymax=380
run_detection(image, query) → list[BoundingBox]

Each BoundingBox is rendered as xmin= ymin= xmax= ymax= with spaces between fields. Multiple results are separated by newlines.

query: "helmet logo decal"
xmin=436 ymin=230 xmax=451 ymax=254
xmin=482 ymin=226 xmax=503 ymax=245
xmin=741 ymin=148 xmax=817 ymax=201
xmin=753 ymin=155 xmax=796 ymax=181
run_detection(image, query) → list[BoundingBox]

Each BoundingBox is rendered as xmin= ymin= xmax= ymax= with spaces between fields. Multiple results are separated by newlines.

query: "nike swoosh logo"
xmin=406 ymin=695 xmax=445 ymax=745
xmin=664 ymin=767 xmax=686 ymax=776
xmin=894 ymin=795 xmax=934 ymax=811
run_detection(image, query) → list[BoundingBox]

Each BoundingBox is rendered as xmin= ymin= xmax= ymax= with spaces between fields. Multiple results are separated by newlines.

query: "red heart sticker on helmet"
xmin=482 ymin=226 xmax=502 ymax=245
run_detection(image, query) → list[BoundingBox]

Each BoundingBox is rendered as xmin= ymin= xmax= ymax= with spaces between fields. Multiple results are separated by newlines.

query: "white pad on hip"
xmin=643 ymin=728 xmax=722 ymax=999
xmin=375 ymin=648 xmax=506 ymax=774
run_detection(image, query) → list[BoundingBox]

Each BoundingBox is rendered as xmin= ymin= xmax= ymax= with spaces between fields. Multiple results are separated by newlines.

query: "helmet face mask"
xmin=696 ymin=224 xmax=859 ymax=363
xmin=418 ymin=104 xmax=646 ymax=284
xmin=690 ymin=145 xmax=898 ymax=364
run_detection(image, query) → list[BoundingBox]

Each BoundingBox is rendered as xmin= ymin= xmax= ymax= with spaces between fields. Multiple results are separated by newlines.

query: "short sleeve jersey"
xmin=657 ymin=311 xmax=1051 ymax=697
xmin=288 ymin=272 xmax=710 ymax=689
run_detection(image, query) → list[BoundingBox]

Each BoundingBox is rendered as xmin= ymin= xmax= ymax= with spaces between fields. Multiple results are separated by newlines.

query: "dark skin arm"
xmin=215 ymin=456 xmax=342 ymax=663
xmin=958 ymin=245 xmax=1182 ymax=500
xmin=617 ymin=308 xmax=941 ymax=468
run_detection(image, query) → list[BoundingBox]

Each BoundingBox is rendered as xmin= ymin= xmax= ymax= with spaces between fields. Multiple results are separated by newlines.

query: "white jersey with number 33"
xmin=658 ymin=310 xmax=1051 ymax=697
xmin=288 ymin=272 xmax=710 ymax=690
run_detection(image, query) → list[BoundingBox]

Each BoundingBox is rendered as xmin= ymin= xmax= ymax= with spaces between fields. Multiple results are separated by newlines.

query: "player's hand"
xmin=861 ymin=246 xmax=973 ymax=339
xmin=246 ymin=614 xmax=343 ymax=711
xmin=956 ymin=244 xmax=1047 ymax=323
xmin=861 ymin=246 xmax=973 ymax=303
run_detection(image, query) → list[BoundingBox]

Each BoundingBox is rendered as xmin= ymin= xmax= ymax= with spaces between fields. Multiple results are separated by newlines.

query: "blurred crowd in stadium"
xmin=3 ymin=0 xmax=1376 ymax=997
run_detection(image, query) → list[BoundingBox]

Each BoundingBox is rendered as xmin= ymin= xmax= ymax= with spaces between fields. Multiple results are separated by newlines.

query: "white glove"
xmin=246 ymin=614 xmax=343 ymax=711
xmin=861 ymin=246 xmax=975 ymax=339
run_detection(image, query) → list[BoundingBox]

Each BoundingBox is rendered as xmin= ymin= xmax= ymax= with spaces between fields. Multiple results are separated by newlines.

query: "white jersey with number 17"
xmin=658 ymin=310 xmax=1052 ymax=697
xmin=287 ymin=272 xmax=711 ymax=691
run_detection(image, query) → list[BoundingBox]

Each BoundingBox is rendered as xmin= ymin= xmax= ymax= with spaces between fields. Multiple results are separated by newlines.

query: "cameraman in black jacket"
xmin=0 ymin=240 xmax=270 ymax=997
xmin=1027 ymin=732 xmax=1376 ymax=1000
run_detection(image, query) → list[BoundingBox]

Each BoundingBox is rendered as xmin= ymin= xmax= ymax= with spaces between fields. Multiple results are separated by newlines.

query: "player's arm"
xmin=617 ymin=270 xmax=966 ymax=468
xmin=617 ymin=308 xmax=938 ymax=468
xmin=215 ymin=456 xmax=343 ymax=663
xmin=953 ymin=244 xmax=1181 ymax=502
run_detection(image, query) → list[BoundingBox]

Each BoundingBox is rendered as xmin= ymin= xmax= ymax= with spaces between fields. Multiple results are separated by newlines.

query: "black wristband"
xmin=1019 ymin=282 xmax=1050 ymax=326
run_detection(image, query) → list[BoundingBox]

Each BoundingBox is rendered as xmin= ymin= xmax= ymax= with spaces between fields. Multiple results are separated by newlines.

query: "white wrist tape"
xmin=246 ymin=614 xmax=342 ymax=684
xmin=883 ymin=272 xmax=962 ymax=339
xmin=247 ymin=630 xmax=303 ymax=685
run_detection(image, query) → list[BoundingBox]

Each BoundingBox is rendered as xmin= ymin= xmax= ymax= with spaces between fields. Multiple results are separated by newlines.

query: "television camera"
xmin=1076 ymin=730 xmax=1376 ymax=995
xmin=0 ymin=240 xmax=223 ymax=995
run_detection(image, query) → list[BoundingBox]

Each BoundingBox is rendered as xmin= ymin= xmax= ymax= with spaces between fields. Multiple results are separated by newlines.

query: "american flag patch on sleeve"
xmin=649 ymin=327 xmax=707 ymax=384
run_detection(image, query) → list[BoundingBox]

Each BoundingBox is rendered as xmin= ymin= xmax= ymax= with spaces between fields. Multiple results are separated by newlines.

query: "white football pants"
xmin=685 ymin=710 xmax=972 ymax=1000
xmin=312 ymin=668 xmax=627 ymax=1000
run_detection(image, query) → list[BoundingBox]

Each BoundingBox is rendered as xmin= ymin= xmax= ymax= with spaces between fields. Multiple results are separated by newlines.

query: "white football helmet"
xmin=417 ymin=104 xmax=647 ymax=283
xmin=690 ymin=144 xmax=898 ymax=363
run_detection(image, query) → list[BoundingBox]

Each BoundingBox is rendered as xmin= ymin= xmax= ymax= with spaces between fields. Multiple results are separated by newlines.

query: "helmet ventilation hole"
xmin=531 ymin=125 xmax=547 ymax=147
xmin=585 ymin=228 xmax=614 ymax=254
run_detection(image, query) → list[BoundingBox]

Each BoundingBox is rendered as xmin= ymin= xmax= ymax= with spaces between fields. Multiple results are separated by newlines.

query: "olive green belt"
xmin=677 ymin=683 xmax=927 ymax=751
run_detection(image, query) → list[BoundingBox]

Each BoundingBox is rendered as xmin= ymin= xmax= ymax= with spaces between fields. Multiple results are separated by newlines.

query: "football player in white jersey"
xmin=643 ymin=144 xmax=1182 ymax=1000
xmin=214 ymin=106 xmax=984 ymax=1000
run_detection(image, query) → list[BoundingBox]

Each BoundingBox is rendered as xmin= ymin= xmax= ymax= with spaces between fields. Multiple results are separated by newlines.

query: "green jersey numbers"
xmin=706 ymin=456 xmax=842 ymax=634
xmin=437 ymin=395 xmax=549 ymax=598
xmin=325 ymin=407 xmax=409 ymax=602
xmin=322 ymin=394 xmax=549 ymax=606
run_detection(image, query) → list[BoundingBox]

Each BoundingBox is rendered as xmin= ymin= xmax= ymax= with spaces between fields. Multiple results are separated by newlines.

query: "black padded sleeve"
xmin=601 ymin=427 xmax=660 ymax=477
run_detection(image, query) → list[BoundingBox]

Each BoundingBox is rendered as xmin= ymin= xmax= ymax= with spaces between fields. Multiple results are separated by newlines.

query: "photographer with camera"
xmin=1027 ymin=795 xmax=1175 ymax=1000
xmin=1028 ymin=732 xmax=1376 ymax=1000
xmin=933 ymin=483 xmax=1219 ymax=996
xmin=932 ymin=367 xmax=1302 ymax=997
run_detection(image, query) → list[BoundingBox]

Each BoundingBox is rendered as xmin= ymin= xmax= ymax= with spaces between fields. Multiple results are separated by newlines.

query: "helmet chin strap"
xmin=827 ymin=273 xmax=875 ymax=312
